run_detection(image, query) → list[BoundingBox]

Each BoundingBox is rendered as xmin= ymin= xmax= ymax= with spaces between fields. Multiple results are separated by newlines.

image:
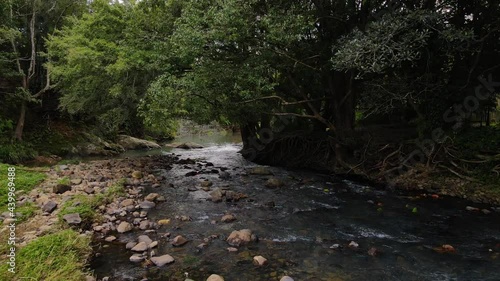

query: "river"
xmin=90 ymin=135 xmax=500 ymax=281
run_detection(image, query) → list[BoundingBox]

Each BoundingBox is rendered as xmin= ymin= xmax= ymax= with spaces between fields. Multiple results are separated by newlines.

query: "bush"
xmin=0 ymin=142 xmax=38 ymax=164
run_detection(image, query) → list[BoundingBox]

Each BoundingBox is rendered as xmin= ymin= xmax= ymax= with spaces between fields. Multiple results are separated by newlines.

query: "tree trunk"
xmin=14 ymin=101 xmax=27 ymax=141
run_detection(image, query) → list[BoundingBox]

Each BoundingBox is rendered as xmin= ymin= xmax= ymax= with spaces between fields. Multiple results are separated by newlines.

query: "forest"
xmin=0 ymin=0 xmax=499 ymax=281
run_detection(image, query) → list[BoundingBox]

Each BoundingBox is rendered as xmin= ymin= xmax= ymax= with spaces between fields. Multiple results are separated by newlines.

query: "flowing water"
xmin=91 ymin=139 xmax=500 ymax=281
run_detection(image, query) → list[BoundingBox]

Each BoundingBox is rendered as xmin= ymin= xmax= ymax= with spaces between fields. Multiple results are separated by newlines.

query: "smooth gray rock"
xmin=42 ymin=201 xmax=57 ymax=213
xmin=151 ymin=254 xmax=175 ymax=267
xmin=63 ymin=213 xmax=81 ymax=224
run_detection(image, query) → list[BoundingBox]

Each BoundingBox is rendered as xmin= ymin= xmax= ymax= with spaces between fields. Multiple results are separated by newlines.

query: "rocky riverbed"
xmin=4 ymin=144 xmax=500 ymax=281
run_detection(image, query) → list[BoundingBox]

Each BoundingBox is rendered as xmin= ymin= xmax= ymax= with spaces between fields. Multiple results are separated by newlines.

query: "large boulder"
xmin=117 ymin=135 xmax=161 ymax=150
xmin=166 ymin=142 xmax=204 ymax=149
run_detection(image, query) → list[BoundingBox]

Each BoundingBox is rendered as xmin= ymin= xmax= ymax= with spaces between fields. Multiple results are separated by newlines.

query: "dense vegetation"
xmin=1 ymin=0 xmax=499 ymax=177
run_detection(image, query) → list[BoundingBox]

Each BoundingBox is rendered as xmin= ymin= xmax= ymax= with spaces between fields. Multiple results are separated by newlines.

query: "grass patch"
xmin=57 ymin=176 xmax=71 ymax=185
xmin=0 ymin=229 xmax=91 ymax=281
xmin=58 ymin=180 xmax=125 ymax=226
xmin=0 ymin=163 xmax=46 ymax=216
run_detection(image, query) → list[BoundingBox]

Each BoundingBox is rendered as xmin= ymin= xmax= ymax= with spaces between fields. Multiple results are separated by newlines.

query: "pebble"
xmin=171 ymin=235 xmax=188 ymax=247
xmin=117 ymin=222 xmax=133 ymax=233
xmin=125 ymin=242 xmax=137 ymax=249
xmin=63 ymin=213 xmax=82 ymax=225
xmin=104 ymin=236 xmax=116 ymax=242
xmin=131 ymin=242 xmax=148 ymax=252
xmin=149 ymin=241 xmax=158 ymax=249
xmin=280 ymin=277 xmax=294 ymax=281
xmin=349 ymin=241 xmax=359 ymax=248
xmin=221 ymin=214 xmax=236 ymax=223
xmin=151 ymin=254 xmax=175 ymax=267
xmin=206 ymin=274 xmax=224 ymax=281
xmin=138 ymin=235 xmax=153 ymax=246
xmin=129 ymin=254 xmax=144 ymax=263
xmin=139 ymin=201 xmax=156 ymax=209
xmin=253 ymin=255 xmax=267 ymax=266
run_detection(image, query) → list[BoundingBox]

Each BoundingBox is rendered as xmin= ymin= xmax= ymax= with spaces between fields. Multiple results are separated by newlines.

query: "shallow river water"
xmin=91 ymin=142 xmax=500 ymax=281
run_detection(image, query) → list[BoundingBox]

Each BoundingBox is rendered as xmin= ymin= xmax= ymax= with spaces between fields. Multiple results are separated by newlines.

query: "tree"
xmin=0 ymin=0 xmax=86 ymax=141
xmin=48 ymin=0 xmax=183 ymax=137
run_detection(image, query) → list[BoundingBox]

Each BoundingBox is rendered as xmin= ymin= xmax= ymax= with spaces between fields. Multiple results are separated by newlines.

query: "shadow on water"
xmin=90 ymin=140 xmax=500 ymax=281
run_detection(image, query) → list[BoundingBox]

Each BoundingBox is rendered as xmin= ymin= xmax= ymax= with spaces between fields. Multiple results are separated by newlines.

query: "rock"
xmin=138 ymin=235 xmax=153 ymax=246
xmin=200 ymin=180 xmax=213 ymax=187
xmin=120 ymin=199 xmax=134 ymax=207
xmin=174 ymin=142 xmax=204 ymax=149
xmin=442 ymin=244 xmax=455 ymax=252
xmin=84 ymin=187 xmax=95 ymax=194
xmin=63 ymin=213 xmax=81 ymax=225
xmin=139 ymin=200 xmax=156 ymax=209
xmin=145 ymin=193 xmax=159 ymax=201
xmin=171 ymin=235 xmax=189 ymax=247
xmin=158 ymin=219 xmax=171 ymax=225
xmin=185 ymin=171 xmax=198 ymax=177
xmin=206 ymin=274 xmax=224 ymax=281
xmin=139 ymin=220 xmax=150 ymax=230
xmin=227 ymin=247 xmax=238 ymax=252
xmin=85 ymin=276 xmax=96 ymax=281
xmin=368 ymin=247 xmax=379 ymax=256
xmin=329 ymin=244 xmax=340 ymax=249
xmin=253 ymin=255 xmax=267 ymax=266
xmin=71 ymin=178 xmax=83 ymax=185
xmin=126 ymin=242 xmax=137 ymax=249
xmin=151 ymin=254 xmax=175 ymax=267
xmin=191 ymin=190 xmax=211 ymax=201
xmin=176 ymin=215 xmax=192 ymax=221
xmin=221 ymin=214 xmax=236 ymax=223
xmin=129 ymin=254 xmax=144 ymax=263
xmin=104 ymin=236 xmax=116 ymax=242
xmin=482 ymin=209 xmax=492 ymax=215
xmin=149 ymin=241 xmax=158 ymax=249
xmin=348 ymin=241 xmax=359 ymax=248
xmin=248 ymin=167 xmax=273 ymax=175
xmin=42 ymin=201 xmax=58 ymax=213
xmin=53 ymin=184 xmax=71 ymax=194
xmin=132 ymin=171 xmax=143 ymax=179
xmin=117 ymin=135 xmax=161 ymax=150
xmin=117 ymin=222 xmax=133 ymax=233
xmin=265 ymin=177 xmax=283 ymax=188
xmin=131 ymin=242 xmax=148 ymax=252
xmin=226 ymin=229 xmax=255 ymax=247
xmin=280 ymin=277 xmax=294 ymax=281
xmin=219 ymin=171 xmax=230 ymax=179
xmin=210 ymin=189 xmax=223 ymax=203
xmin=466 ymin=206 xmax=479 ymax=211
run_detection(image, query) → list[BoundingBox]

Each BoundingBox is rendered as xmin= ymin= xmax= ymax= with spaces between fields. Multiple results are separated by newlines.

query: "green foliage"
xmin=47 ymin=0 xmax=183 ymax=137
xmin=0 ymin=229 xmax=91 ymax=281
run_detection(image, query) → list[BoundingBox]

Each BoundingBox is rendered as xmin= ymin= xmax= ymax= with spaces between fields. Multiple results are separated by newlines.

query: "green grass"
xmin=0 ymin=163 xmax=46 ymax=215
xmin=0 ymin=229 xmax=91 ymax=281
xmin=57 ymin=176 xmax=71 ymax=185
xmin=59 ymin=180 xmax=125 ymax=226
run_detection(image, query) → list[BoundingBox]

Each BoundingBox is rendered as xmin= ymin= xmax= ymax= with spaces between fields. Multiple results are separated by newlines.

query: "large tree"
xmin=0 ymin=0 xmax=86 ymax=141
